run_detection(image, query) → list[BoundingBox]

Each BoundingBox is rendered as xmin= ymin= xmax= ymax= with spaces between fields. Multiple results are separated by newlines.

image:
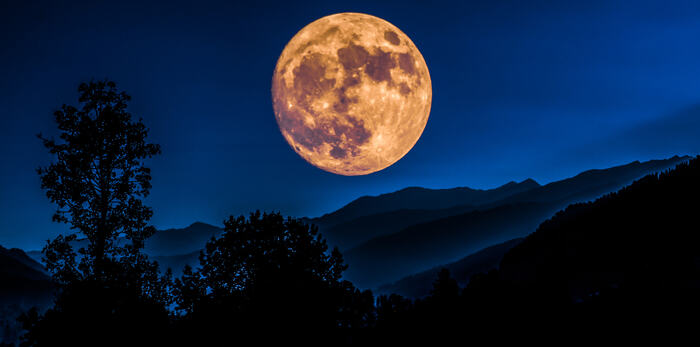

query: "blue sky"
xmin=1 ymin=0 xmax=700 ymax=249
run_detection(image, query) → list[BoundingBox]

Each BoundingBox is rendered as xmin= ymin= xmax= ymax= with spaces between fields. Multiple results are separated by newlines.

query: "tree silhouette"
xmin=36 ymin=80 xmax=161 ymax=281
xmin=20 ymin=80 xmax=170 ymax=347
xmin=376 ymin=294 xmax=413 ymax=328
xmin=173 ymin=211 xmax=374 ymax=344
xmin=430 ymin=268 xmax=459 ymax=303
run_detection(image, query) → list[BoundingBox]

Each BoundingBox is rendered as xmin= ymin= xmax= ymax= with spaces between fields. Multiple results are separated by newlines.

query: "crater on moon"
xmin=272 ymin=12 xmax=432 ymax=175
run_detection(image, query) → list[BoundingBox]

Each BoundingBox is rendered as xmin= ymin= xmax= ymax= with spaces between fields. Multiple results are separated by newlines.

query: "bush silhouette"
xmin=173 ymin=211 xmax=375 ymax=344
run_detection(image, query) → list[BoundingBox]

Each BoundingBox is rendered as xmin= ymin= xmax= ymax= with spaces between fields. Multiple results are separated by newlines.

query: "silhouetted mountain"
xmin=493 ymin=156 xmax=691 ymax=207
xmin=376 ymin=238 xmax=523 ymax=298
xmin=344 ymin=202 xmax=559 ymax=288
xmin=0 ymin=246 xmax=50 ymax=297
xmin=342 ymin=156 xmax=689 ymax=289
xmin=311 ymin=179 xmax=541 ymax=228
xmin=318 ymin=157 xmax=689 ymax=253
xmin=319 ymin=205 xmax=474 ymax=251
xmin=143 ymin=222 xmax=222 ymax=257
xmin=313 ymin=180 xmax=538 ymax=250
xmin=0 ymin=245 xmax=53 ymax=345
xmin=26 ymin=222 xmax=222 ymax=273
xmin=480 ymin=156 xmax=700 ymax=303
xmin=0 ymin=247 xmax=46 ymax=277
xmin=369 ymin=159 xmax=700 ymax=338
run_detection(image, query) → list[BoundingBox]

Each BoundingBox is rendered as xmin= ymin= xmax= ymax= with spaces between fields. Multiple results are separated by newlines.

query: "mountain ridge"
xmin=310 ymin=178 xmax=541 ymax=228
xmin=376 ymin=237 xmax=524 ymax=298
xmin=26 ymin=222 xmax=222 ymax=267
xmin=21 ymin=156 xmax=692 ymax=290
xmin=467 ymin=155 xmax=700 ymax=306
xmin=340 ymin=156 xmax=690 ymax=288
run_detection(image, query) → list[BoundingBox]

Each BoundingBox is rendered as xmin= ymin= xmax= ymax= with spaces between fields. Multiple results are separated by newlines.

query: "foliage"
xmin=22 ymin=80 xmax=170 ymax=346
xmin=18 ymin=258 xmax=172 ymax=347
xmin=36 ymin=80 xmax=160 ymax=281
xmin=173 ymin=211 xmax=375 ymax=343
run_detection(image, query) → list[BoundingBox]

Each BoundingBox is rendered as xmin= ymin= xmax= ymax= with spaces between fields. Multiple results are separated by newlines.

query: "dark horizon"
xmin=3 ymin=0 xmax=700 ymax=249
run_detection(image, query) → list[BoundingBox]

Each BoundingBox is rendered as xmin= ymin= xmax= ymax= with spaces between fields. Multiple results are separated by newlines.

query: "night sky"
xmin=2 ymin=0 xmax=700 ymax=249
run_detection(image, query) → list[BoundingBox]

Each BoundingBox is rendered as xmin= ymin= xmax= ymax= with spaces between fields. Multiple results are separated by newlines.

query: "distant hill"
xmin=491 ymin=156 xmax=691 ymax=207
xmin=310 ymin=179 xmax=541 ymax=229
xmin=143 ymin=222 xmax=222 ymax=257
xmin=376 ymin=238 xmax=523 ymax=298
xmin=317 ymin=205 xmax=477 ymax=251
xmin=468 ymin=155 xmax=700 ymax=307
xmin=27 ymin=222 xmax=222 ymax=273
xmin=315 ymin=157 xmax=690 ymax=253
xmin=0 ymin=245 xmax=51 ymax=296
xmin=19 ymin=156 xmax=692 ymax=293
xmin=313 ymin=180 xmax=538 ymax=251
xmin=1 ymin=246 xmax=46 ymax=277
xmin=344 ymin=202 xmax=559 ymax=289
xmin=341 ymin=156 xmax=690 ymax=289
xmin=0 ymin=245 xmax=53 ymax=345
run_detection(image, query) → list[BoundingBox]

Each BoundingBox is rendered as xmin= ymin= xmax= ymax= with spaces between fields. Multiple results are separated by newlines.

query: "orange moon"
xmin=272 ymin=13 xmax=432 ymax=176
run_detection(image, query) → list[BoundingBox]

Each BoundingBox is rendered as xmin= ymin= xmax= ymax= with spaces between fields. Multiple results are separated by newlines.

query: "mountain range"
xmin=2 ymin=154 xmax=695 ymax=344
xmin=25 ymin=222 xmax=223 ymax=276
xmin=324 ymin=156 xmax=690 ymax=288
xmin=18 ymin=155 xmax=692 ymax=291
xmin=376 ymin=238 xmax=524 ymax=298
xmin=0 ymin=246 xmax=52 ymax=344
xmin=465 ymin=155 xmax=700 ymax=310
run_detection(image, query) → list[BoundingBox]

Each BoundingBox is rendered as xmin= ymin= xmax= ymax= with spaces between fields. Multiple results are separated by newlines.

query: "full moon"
xmin=272 ymin=13 xmax=432 ymax=175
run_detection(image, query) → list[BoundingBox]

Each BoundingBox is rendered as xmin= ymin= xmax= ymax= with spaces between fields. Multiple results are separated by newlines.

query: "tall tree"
xmin=37 ymin=80 xmax=160 ymax=281
xmin=21 ymin=80 xmax=170 ymax=347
